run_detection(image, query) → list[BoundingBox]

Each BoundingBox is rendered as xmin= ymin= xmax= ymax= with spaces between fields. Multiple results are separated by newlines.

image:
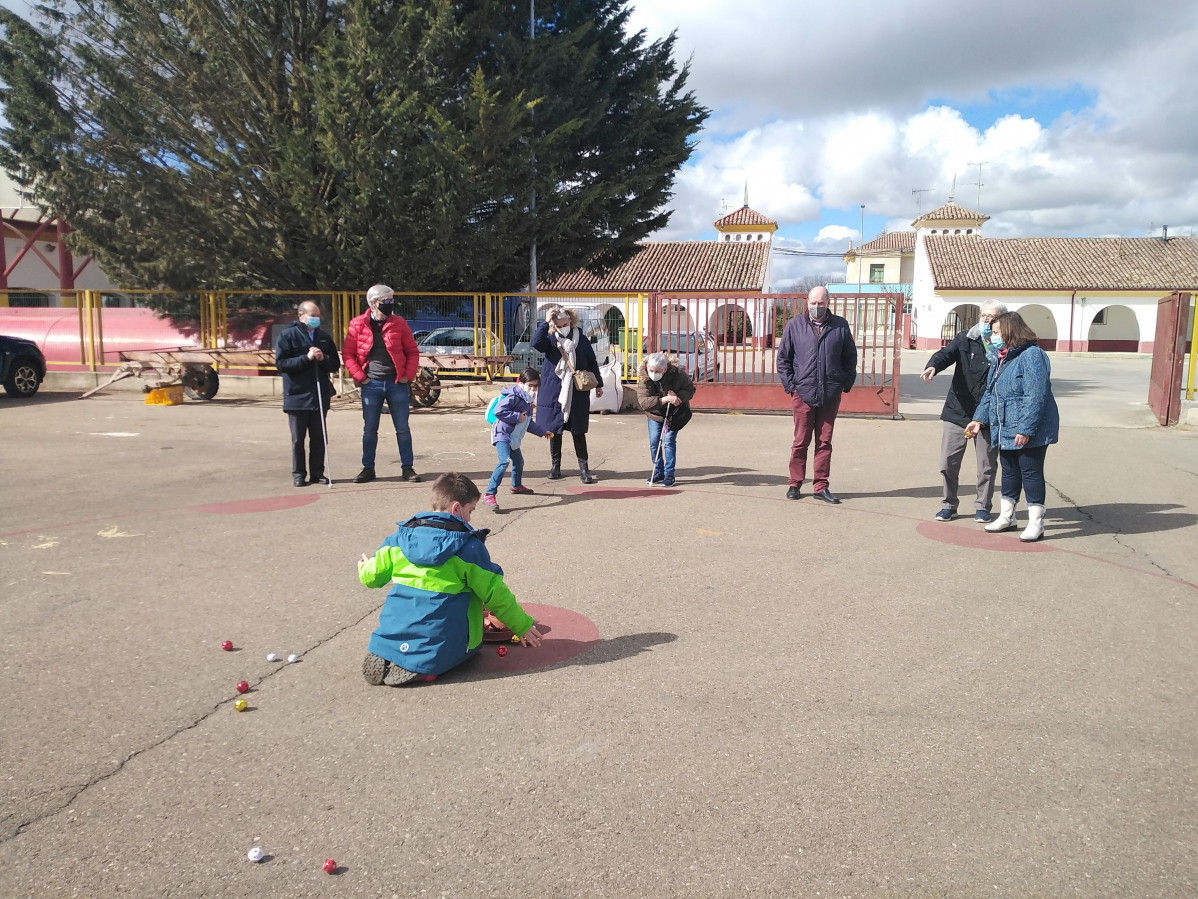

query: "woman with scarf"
xmin=532 ymin=306 xmax=605 ymax=483
xmin=964 ymin=311 xmax=1060 ymax=542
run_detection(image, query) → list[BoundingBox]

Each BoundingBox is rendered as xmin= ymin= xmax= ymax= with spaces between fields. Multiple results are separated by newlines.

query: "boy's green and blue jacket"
xmin=360 ymin=512 xmax=534 ymax=675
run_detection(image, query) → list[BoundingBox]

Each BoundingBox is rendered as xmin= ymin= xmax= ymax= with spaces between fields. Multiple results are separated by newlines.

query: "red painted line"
xmin=188 ymin=495 xmax=319 ymax=515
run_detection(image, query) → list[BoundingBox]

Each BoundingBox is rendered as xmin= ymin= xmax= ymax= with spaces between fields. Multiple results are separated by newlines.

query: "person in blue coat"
xmin=274 ymin=301 xmax=341 ymax=486
xmin=965 ymin=311 xmax=1060 ymax=542
xmin=533 ymin=306 xmax=605 ymax=483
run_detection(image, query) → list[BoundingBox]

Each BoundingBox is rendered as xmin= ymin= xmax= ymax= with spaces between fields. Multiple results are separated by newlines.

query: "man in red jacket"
xmin=343 ymin=284 xmax=421 ymax=483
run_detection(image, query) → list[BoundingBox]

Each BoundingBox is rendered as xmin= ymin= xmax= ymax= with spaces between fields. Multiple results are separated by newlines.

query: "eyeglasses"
xmin=979 ymin=313 xmax=996 ymax=321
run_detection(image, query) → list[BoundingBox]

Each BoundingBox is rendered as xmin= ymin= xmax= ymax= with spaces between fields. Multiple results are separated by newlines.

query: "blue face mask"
xmin=306 ymin=317 xmax=321 ymax=329
xmin=979 ymin=321 xmax=992 ymax=337
xmin=989 ymin=335 xmax=1004 ymax=350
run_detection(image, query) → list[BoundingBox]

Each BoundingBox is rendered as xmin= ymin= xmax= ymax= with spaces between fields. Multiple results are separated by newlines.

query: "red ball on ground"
xmin=221 ymin=641 xmax=234 ymax=651
xmin=322 ymin=858 xmax=337 ymax=874
xmin=497 ymin=645 xmax=508 ymax=657
xmin=235 ymin=681 xmax=249 ymax=694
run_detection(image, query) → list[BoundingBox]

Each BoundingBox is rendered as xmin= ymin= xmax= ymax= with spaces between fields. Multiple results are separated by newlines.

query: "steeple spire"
xmin=948 ymin=174 xmax=956 ymax=203
xmin=743 ymin=180 xmax=749 ymax=208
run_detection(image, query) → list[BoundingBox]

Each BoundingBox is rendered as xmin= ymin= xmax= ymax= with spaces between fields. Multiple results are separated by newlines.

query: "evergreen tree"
xmin=0 ymin=1 xmax=707 ymax=297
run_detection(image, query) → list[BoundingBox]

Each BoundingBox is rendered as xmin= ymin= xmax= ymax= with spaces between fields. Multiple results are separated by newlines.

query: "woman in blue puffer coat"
xmin=965 ymin=311 xmax=1060 ymax=542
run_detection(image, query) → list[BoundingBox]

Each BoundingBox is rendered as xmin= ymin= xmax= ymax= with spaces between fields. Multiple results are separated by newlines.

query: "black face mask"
xmin=378 ymin=302 xmax=395 ymax=316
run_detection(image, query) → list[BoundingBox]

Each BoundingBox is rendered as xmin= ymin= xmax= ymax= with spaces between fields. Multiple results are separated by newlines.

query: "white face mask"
xmin=648 ymin=370 xmax=665 ymax=382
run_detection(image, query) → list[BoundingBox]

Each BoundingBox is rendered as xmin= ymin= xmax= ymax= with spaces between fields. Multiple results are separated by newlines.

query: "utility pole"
xmin=966 ymin=161 xmax=988 ymax=211
xmin=911 ymin=188 xmax=933 ymax=215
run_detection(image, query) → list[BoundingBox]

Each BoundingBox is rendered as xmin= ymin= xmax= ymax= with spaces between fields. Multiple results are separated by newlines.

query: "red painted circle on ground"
xmin=469 ymin=603 xmax=599 ymax=675
xmin=565 ymin=486 xmax=679 ymax=499
xmin=188 ymin=495 xmax=320 ymax=515
xmin=916 ymin=520 xmax=1057 ymax=553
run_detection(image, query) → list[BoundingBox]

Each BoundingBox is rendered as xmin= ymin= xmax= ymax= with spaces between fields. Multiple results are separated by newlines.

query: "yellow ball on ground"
xmin=234 ymin=698 xmax=248 ymax=712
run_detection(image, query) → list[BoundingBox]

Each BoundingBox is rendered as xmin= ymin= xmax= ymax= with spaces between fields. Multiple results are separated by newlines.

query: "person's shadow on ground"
xmin=439 ymin=631 xmax=680 ymax=683
xmin=1045 ymin=502 xmax=1198 ymax=538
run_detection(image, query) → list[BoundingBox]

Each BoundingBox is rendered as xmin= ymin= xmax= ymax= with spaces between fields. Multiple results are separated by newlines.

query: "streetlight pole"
xmin=528 ymin=0 xmax=538 ymax=298
xmin=857 ymin=204 xmax=864 ymax=294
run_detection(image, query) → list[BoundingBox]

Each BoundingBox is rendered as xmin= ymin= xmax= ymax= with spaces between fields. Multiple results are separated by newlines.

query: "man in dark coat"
xmin=275 ymin=301 xmax=341 ymax=487
xmin=920 ymin=301 xmax=1005 ymax=522
xmin=533 ymin=305 xmax=604 ymax=483
xmin=776 ymin=286 xmax=858 ymax=504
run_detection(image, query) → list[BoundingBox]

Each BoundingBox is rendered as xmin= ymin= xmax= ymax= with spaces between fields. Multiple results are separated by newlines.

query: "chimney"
xmin=1162 ymin=225 xmax=1169 ymax=243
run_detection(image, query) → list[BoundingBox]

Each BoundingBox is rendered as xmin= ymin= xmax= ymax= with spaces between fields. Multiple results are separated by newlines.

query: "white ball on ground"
xmin=266 ymin=653 xmax=278 ymax=662
xmin=287 ymin=653 xmax=300 ymax=663
xmin=247 ymin=847 xmax=265 ymax=863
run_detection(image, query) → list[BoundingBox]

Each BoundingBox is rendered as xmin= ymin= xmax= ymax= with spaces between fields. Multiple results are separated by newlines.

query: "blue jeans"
xmin=486 ymin=442 xmax=524 ymax=494
xmin=999 ymin=444 xmax=1048 ymax=505
xmin=647 ymin=418 xmax=676 ymax=482
xmin=360 ymin=379 xmax=413 ymax=468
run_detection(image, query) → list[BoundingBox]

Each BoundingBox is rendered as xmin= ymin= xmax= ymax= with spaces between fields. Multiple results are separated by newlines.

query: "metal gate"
xmin=645 ymin=292 xmax=903 ymax=417
xmin=1147 ymin=292 xmax=1190 ymax=426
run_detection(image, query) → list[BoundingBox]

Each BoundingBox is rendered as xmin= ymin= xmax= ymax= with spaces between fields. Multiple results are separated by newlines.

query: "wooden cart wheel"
xmin=409 ymin=367 xmax=441 ymax=408
xmin=182 ymin=364 xmax=220 ymax=400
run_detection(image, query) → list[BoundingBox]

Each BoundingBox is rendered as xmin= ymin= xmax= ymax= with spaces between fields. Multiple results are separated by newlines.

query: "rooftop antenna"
xmin=912 ymin=188 xmax=934 ymax=215
xmin=966 ymin=161 xmax=989 ymax=211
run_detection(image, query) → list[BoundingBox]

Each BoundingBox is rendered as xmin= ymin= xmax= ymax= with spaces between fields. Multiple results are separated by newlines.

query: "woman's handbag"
xmin=558 ymin=337 xmax=598 ymax=391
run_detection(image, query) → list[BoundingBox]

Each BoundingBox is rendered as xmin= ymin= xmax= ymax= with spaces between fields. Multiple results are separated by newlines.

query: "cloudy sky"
xmin=627 ymin=0 xmax=1198 ymax=286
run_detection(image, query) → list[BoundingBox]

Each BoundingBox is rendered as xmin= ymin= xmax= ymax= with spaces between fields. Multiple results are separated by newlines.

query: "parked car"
xmin=659 ymin=331 xmax=719 ymax=382
xmin=1 ymin=335 xmax=46 ymax=397
xmin=417 ymin=327 xmax=506 ymax=358
xmin=508 ymin=310 xmax=613 ymax=374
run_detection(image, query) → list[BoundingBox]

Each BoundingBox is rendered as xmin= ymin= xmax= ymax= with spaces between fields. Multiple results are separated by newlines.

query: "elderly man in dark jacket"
xmin=776 ymin=286 xmax=858 ymax=504
xmin=275 ymin=301 xmax=341 ymax=487
xmin=920 ymin=301 xmax=1005 ymax=522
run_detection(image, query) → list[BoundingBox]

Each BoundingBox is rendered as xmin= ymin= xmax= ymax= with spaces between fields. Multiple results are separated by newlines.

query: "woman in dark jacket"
xmin=965 ymin=311 xmax=1060 ymax=542
xmin=533 ymin=306 xmax=605 ymax=483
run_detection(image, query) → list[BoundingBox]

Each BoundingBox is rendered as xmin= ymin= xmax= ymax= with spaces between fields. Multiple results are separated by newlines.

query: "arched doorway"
xmin=660 ymin=303 xmax=696 ymax=335
xmin=707 ymin=303 xmax=753 ymax=344
xmin=1015 ymin=304 xmax=1057 ymax=349
xmin=941 ymin=304 xmax=980 ymax=341
xmin=1086 ymin=305 xmax=1139 ymax=352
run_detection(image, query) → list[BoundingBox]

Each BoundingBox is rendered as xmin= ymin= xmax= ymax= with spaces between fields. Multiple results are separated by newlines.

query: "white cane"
xmin=649 ymin=402 xmax=672 ymax=485
xmin=314 ymin=360 xmax=333 ymax=488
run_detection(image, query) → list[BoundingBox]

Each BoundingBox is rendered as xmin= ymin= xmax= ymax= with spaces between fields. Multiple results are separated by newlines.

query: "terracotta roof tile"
xmin=540 ymin=241 xmax=769 ymax=292
xmin=913 ymin=201 xmax=989 ymax=224
xmin=847 ymin=231 xmax=916 ymax=256
xmin=925 ymin=236 xmax=1198 ymax=290
xmin=713 ymin=206 xmax=777 ymax=228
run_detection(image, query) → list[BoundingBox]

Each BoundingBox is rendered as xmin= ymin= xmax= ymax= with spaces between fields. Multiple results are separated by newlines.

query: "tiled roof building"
xmin=925 ymin=236 xmax=1198 ymax=291
xmin=540 ymin=240 xmax=770 ymax=292
xmin=845 ymin=231 xmax=916 ymax=257
xmin=913 ymin=202 xmax=989 ymax=226
xmin=713 ymin=206 xmax=778 ymax=228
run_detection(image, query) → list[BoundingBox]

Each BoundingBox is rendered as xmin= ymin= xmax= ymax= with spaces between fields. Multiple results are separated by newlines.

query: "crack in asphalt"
xmin=1052 ymin=482 xmax=1178 ymax=580
xmin=0 ymin=605 xmax=381 ymax=846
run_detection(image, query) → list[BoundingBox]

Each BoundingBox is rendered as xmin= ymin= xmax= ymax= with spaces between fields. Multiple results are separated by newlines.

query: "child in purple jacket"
xmin=482 ymin=368 xmax=553 ymax=510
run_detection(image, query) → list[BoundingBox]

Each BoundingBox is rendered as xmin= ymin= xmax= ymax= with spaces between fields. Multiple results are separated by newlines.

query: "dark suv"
xmin=1 ymin=335 xmax=46 ymax=397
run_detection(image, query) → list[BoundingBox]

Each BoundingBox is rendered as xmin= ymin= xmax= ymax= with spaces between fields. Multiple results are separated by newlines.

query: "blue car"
xmin=1 ymin=335 xmax=46 ymax=397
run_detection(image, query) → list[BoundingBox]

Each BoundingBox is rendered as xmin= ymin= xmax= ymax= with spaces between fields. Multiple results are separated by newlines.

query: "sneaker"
xmin=510 ymin=485 xmax=535 ymax=495
xmin=974 ymin=510 xmax=993 ymax=523
xmin=482 ymin=493 xmax=499 ymax=510
xmin=362 ymin=652 xmax=389 ymax=686
xmin=383 ymin=663 xmax=420 ymax=686
xmin=934 ymin=509 xmax=957 ymax=521
xmin=663 ymin=477 xmax=676 ymax=487
xmin=353 ymin=467 xmax=376 ymax=484
xmin=401 ymin=466 xmax=421 ymax=482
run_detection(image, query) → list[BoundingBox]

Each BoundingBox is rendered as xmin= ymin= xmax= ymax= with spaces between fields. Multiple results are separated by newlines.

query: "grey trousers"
xmin=940 ymin=420 xmax=998 ymax=512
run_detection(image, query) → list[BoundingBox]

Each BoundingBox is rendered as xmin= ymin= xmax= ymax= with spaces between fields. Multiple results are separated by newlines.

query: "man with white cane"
xmin=274 ymin=301 xmax=341 ymax=487
xmin=636 ymin=351 xmax=695 ymax=487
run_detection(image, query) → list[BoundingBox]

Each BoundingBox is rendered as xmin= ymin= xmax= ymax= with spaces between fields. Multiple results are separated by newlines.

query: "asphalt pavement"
xmin=1 ymin=356 xmax=1196 ymax=897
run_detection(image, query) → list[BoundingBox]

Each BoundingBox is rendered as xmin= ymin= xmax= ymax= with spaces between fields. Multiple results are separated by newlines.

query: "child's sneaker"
xmin=510 ymin=485 xmax=535 ymax=495
xmin=363 ymin=651 xmax=421 ymax=686
xmin=482 ymin=493 xmax=499 ymax=510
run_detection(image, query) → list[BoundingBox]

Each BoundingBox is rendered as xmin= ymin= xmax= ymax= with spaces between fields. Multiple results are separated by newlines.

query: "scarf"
xmin=554 ymin=328 xmax=577 ymax=422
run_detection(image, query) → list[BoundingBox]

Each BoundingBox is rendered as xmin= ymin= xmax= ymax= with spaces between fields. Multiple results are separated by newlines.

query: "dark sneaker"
xmin=935 ymin=509 xmax=957 ymax=521
xmin=313 ymin=476 xmax=331 ymax=485
xmin=510 ymin=485 xmax=535 ymax=495
xmin=353 ymin=467 xmax=376 ymax=484
xmin=401 ymin=466 xmax=421 ymax=482
xmin=974 ymin=510 xmax=992 ymax=523
xmin=293 ymin=475 xmax=307 ymax=487
xmin=383 ymin=663 xmax=420 ymax=686
xmin=663 ymin=477 xmax=676 ymax=487
xmin=362 ymin=652 xmax=389 ymax=686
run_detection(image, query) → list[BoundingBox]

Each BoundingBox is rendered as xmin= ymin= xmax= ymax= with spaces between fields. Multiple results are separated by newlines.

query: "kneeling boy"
xmin=360 ymin=472 xmax=542 ymax=686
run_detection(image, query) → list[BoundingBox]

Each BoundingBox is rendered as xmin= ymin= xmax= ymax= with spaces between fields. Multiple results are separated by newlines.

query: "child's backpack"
xmin=485 ymin=394 xmax=502 ymax=423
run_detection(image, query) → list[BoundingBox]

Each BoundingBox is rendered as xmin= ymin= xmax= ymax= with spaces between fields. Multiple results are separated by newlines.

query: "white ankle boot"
xmin=986 ymin=497 xmax=1017 ymax=532
xmin=1019 ymin=504 xmax=1046 ymax=542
